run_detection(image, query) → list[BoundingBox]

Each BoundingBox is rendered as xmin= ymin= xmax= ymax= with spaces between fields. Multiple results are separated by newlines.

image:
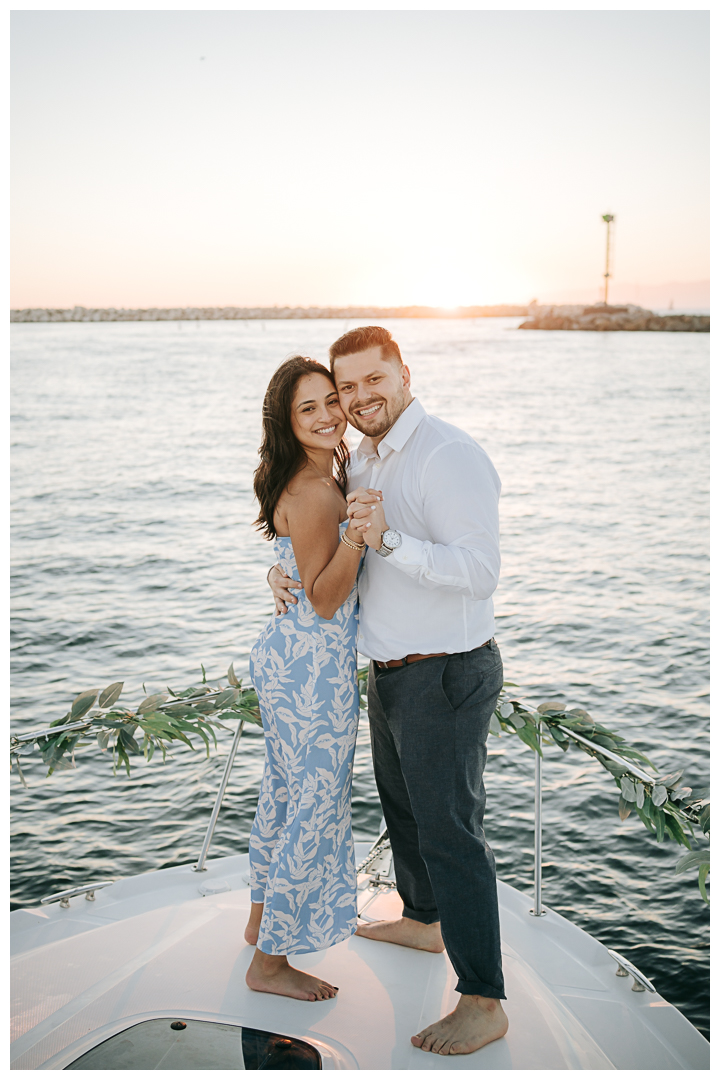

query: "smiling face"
xmin=290 ymin=371 xmax=347 ymax=452
xmin=333 ymin=346 xmax=413 ymax=439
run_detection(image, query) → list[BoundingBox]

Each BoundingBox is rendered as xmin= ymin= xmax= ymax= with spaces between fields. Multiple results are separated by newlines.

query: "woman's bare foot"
xmin=245 ymin=949 xmax=338 ymax=1002
xmin=411 ymin=994 xmax=509 ymax=1055
xmin=244 ymin=901 xmax=264 ymax=946
xmin=354 ymin=917 xmax=445 ymax=953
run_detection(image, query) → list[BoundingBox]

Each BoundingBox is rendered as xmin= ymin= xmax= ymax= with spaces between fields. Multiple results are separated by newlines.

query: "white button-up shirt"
xmin=349 ymin=398 xmax=501 ymax=662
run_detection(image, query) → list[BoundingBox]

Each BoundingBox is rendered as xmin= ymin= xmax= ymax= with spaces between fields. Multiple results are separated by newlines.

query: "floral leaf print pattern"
xmin=248 ymin=527 xmax=360 ymax=955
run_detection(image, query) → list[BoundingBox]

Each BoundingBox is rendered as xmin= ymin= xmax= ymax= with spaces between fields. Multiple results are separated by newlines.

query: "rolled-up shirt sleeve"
xmin=386 ymin=440 xmax=501 ymax=599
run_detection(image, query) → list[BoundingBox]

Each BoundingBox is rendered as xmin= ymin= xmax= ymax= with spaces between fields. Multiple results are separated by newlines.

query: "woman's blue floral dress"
xmin=248 ymin=526 xmax=360 ymax=955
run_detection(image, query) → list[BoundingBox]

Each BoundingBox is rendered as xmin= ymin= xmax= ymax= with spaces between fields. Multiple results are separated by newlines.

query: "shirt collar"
xmin=356 ymin=398 xmax=426 ymax=461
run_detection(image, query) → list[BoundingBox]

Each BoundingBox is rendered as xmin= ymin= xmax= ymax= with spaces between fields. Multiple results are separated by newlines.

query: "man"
xmin=268 ymin=326 xmax=508 ymax=1056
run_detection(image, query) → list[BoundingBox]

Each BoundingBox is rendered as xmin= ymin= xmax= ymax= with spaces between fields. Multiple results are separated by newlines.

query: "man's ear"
xmin=401 ymin=364 xmax=412 ymax=392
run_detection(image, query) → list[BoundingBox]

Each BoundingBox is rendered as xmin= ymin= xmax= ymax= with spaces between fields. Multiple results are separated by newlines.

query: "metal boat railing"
xmin=41 ymin=881 xmax=114 ymax=908
xmin=193 ymin=718 xmax=246 ymax=872
xmin=530 ymin=719 xmax=656 ymax=917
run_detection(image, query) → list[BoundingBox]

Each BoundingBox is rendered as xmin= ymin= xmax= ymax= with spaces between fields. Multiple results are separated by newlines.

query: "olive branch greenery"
xmin=358 ymin=668 xmax=709 ymax=902
xmin=9 ymin=663 xmax=262 ymax=786
xmin=11 ymin=665 xmax=708 ymax=901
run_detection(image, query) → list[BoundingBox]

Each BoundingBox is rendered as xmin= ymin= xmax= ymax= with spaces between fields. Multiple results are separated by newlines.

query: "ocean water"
xmin=10 ymin=318 xmax=709 ymax=1037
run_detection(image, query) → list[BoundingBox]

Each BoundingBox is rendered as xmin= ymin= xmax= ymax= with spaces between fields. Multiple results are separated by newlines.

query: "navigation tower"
xmin=601 ymin=213 xmax=615 ymax=304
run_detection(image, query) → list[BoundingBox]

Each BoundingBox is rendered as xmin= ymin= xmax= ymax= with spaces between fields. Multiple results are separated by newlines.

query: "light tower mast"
xmin=601 ymin=213 xmax=615 ymax=305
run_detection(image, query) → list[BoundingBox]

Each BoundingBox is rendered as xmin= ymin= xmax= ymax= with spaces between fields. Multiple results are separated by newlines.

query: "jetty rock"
xmin=519 ymin=303 xmax=709 ymax=332
xmin=10 ymin=304 xmax=530 ymax=323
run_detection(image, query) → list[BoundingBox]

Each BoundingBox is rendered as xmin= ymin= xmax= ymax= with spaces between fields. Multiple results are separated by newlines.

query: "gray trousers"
xmin=368 ymin=640 xmax=505 ymax=999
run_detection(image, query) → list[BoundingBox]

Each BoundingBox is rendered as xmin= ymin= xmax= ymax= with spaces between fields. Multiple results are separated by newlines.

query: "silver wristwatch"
xmin=378 ymin=528 xmax=402 ymax=558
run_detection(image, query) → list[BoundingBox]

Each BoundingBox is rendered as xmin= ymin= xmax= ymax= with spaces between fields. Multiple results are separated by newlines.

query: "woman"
xmin=244 ymin=356 xmax=375 ymax=1003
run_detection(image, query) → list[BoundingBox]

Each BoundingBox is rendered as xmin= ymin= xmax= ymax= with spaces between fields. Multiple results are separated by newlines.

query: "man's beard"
xmin=349 ymin=392 xmax=405 ymax=436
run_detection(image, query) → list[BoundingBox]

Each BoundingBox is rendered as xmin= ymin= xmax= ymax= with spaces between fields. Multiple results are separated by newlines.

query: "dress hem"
xmin=255 ymin=922 xmax=358 ymax=957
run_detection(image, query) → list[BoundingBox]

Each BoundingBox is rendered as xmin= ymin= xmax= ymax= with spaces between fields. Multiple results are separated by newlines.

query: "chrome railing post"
xmin=193 ymin=719 xmax=245 ymax=872
xmin=531 ymin=720 xmax=545 ymax=916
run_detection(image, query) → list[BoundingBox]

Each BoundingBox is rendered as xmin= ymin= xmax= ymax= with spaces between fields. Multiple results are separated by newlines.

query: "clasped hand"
xmin=346 ymin=487 xmax=386 ymax=550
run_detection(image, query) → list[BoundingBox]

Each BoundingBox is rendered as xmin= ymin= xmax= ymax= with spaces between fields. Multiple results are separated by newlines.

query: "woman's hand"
xmin=267 ymin=564 xmax=302 ymax=615
xmin=344 ymin=521 xmax=367 ymax=547
xmin=347 ymin=488 xmax=387 ymax=550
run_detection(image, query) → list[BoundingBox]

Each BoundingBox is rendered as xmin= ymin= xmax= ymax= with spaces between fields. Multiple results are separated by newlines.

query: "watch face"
xmin=383 ymin=530 xmax=402 ymax=549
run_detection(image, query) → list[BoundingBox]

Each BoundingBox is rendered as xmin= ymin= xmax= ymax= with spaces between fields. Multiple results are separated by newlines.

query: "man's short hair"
xmin=328 ymin=326 xmax=403 ymax=375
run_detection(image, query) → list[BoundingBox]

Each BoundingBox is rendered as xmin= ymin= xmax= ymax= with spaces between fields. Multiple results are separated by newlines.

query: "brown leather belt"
xmin=375 ymin=652 xmax=447 ymax=670
xmin=374 ymin=641 xmax=493 ymax=670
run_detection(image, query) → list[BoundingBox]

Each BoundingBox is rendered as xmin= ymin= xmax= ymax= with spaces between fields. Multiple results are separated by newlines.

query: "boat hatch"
xmin=64 ymin=1019 xmax=321 ymax=1070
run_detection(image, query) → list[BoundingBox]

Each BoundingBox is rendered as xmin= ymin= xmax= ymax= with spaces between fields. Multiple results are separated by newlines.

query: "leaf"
xmin=137 ymin=693 xmax=169 ymax=715
xmin=600 ymin=759 xmax=627 ymax=778
xmin=700 ymin=804 xmax=710 ymax=835
xmin=220 ymin=708 xmax=261 ymax=727
xmin=70 ymin=689 xmax=99 ymax=719
xmin=489 ymin=712 xmax=502 ymax=736
xmin=635 ymin=802 xmax=656 ymax=835
xmin=213 ymin=687 xmax=239 ymax=710
xmin=548 ymin=726 xmax=569 ymax=750
xmin=119 ymin=728 xmax=141 ymax=754
xmin=651 ymin=801 xmax=665 ymax=842
xmin=201 ymin=663 xmax=207 ymax=684
xmin=663 ymin=810 xmax=692 ymax=849
xmin=675 ymin=849 xmax=709 ymax=875
xmin=516 ymin=724 xmax=542 ymax=756
xmin=672 ymin=787 xmax=693 ymax=803
xmin=635 ymin=781 xmax=646 ymax=809
xmin=698 ymin=863 xmax=709 ymax=903
xmin=498 ymin=701 xmax=514 ymax=718
xmin=566 ymin=708 xmax=593 ymax=721
xmin=116 ymin=742 xmax=131 ymax=777
xmin=98 ymin=682 xmax=123 ymax=708
xmin=618 ymin=796 xmax=634 ymax=821
xmin=538 ymin=700 xmax=566 ymax=713
xmin=193 ymin=700 xmax=216 ymax=715
xmin=48 ymin=756 xmax=75 ymax=773
xmin=227 ymin=663 xmax=240 ymax=687
xmin=621 ymin=777 xmax=636 ymax=802
xmin=163 ymin=704 xmax=195 ymax=718
xmin=651 ymin=784 xmax=668 ymax=807
xmin=12 ymin=755 xmax=28 ymax=788
xmin=656 ymin=770 xmax=683 ymax=790
xmin=616 ymin=748 xmax=656 ymax=767
xmin=97 ymin=730 xmax=110 ymax=751
xmin=591 ymin=735 xmax=616 ymax=750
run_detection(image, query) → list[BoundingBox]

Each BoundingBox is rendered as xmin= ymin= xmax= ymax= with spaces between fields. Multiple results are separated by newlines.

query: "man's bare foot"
xmin=411 ymin=994 xmax=508 ymax=1055
xmin=244 ymin=901 xmax=264 ymax=946
xmin=355 ymin=917 xmax=444 ymax=953
xmin=245 ymin=949 xmax=338 ymax=1002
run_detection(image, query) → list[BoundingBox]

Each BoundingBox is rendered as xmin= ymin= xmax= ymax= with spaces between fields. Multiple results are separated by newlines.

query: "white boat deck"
xmin=10 ymin=846 xmax=709 ymax=1070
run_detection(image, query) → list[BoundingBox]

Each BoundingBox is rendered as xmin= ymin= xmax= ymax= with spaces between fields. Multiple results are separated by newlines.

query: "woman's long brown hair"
xmin=253 ymin=356 xmax=350 ymax=540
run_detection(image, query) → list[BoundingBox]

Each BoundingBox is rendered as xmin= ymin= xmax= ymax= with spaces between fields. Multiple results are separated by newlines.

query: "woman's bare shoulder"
xmin=282 ymin=473 xmax=345 ymax=521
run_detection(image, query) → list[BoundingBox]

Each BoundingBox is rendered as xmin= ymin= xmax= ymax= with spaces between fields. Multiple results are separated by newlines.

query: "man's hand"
xmin=267 ymin=564 xmax=302 ymax=615
xmin=347 ymin=488 xmax=387 ymax=551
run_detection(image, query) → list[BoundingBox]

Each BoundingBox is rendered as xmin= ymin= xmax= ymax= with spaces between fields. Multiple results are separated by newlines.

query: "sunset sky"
xmin=11 ymin=9 xmax=709 ymax=309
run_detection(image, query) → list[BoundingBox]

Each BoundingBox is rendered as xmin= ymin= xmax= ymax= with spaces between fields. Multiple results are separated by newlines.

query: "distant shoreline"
xmin=10 ymin=304 xmax=528 ymax=323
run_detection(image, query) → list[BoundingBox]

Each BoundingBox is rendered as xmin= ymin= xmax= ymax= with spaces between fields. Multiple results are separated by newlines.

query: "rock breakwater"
xmin=520 ymin=303 xmax=709 ymax=332
xmin=11 ymin=304 xmax=529 ymax=324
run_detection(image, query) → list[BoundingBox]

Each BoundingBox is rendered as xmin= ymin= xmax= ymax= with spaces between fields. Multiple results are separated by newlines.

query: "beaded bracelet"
xmin=340 ymin=532 xmax=365 ymax=552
